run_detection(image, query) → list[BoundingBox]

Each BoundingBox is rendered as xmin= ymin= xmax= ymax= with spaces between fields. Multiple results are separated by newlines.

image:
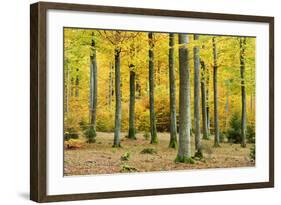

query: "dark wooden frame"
xmin=30 ymin=1 xmax=274 ymax=202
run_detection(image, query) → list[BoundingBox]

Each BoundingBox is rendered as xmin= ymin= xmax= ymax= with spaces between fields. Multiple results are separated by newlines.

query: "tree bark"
xmin=206 ymin=67 xmax=210 ymax=132
xmin=128 ymin=67 xmax=136 ymax=139
xmin=113 ymin=47 xmax=122 ymax=147
xmin=240 ymin=37 xmax=247 ymax=147
xmin=212 ymin=37 xmax=220 ymax=147
xmin=148 ymin=32 xmax=158 ymax=144
xmin=200 ymin=60 xmax=209 ymax=140
xmin=65 ymin=65 xmax=70 ymax=114
xmin=193 ymin=35 xmax=202 ymax=157
xmin=108 ymin=62 xmax=113 ymax=109
xmin=168 ymin=33 xmax=177 ymax=148
xmin=86 ymin=33 xmax=98 ymax=143
xmin=176 ymin=34 xmax=192 ymax=163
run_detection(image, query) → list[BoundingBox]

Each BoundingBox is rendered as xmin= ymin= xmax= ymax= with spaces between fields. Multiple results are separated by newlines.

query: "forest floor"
xmin=64 ymin=132 xmax=255 ymax=176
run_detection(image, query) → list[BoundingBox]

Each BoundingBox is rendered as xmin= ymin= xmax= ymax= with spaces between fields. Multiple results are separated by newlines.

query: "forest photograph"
xmin=63 ymin=28 xmax=256 ymax=176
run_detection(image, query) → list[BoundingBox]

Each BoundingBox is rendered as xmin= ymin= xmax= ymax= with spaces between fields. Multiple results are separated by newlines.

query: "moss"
xmin=120 ymin=164 xmax=137 ymax=172
xmin=168 ymin=140 xmax=177 ymax=149
xmin=150 ymin=135 xmax=158 ymax=144
xmin=194 ymin=150 xmax=203 ymax=160
xmin=120 ymin=152 xmax=130 ymax=161
xmin=84 ymin=125 xmax=96 ymax=143
xmin=175 ymin=156 xmax=195 ymax=164
xmin=140 ymin=148 xmax=157 ymax=154
xmin=127 ymin=128 xmax=136 ymax=140
xmin=112 ymin=143 xmax=122 ymax=148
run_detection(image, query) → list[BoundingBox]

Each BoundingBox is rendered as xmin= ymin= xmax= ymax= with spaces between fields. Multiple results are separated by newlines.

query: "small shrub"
xmin=121 ymin=152 xmax=130 ymax=161
xmin=143 ymin=132 xmax=150 ymax=140
xmin=120 ymin=164 xmax=137 ymax=172
xmin=250 ymin=146 xmax=255 ymax=162
xmin=64 ymin=127 xmax=79 ymax=141
xmin=140 ymin=148 xmax=157 ymax=154
xmin=175 ymin=156 xmax=195 ymax=164
xmin=220 ymin=131 xmax=226 ymax=143
xmin=64 ymin=139 xmax=84 ymax=149
xmin=84 ymin=125 xmax=96 ymax=143
xmin=226 ymin=113 xmax=242 ymax=143
xmin=247 ymin=123 xmax=255 ymax=143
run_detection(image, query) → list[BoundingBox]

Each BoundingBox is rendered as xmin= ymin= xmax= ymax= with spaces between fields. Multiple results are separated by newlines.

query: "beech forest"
xmin=63 ymin=28 xmax=256 ymax=176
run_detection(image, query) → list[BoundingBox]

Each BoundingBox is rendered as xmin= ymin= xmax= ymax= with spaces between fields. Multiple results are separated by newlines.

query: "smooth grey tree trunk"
xmin=87 ymin=33 xmax=98 ymax=143
xmin=193 ymin=35 xmax=202 ymax=157
xmin=176 ymin=34 xmax=192 ymax=163
xmin=148 ymin=32 xmax=158 ymax=144
xmin=65 ymin=65 xmax=70 ymax=113
xmin=75 ymin=70 xmax=79 ymax=113
xmin=206 ymin=67 xmax=210 ymax=132
xmin=212 ymin=37 xmax=220 ymax=147
xmin=168 ymin=33 xmax=177 ymax=148
xmin=128 ymin=67 xmax=136 ymax=139
xmin=113 ymin=47 xmax=122 ymax=147
xmin=108 ymin=62 xmax=113 ymax=109
xmin=240 ymin=37 xmax=247 ymax=148
xmin=75 ymin=72 xmax=79 ymax=98
xmin=200 ymin=60 xmax=209 ymax=140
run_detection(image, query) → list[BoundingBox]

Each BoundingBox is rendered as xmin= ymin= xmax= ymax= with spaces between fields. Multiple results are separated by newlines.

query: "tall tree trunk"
xmin=176 ymin=34 xmax=193 ymax=163
xmin=113 ymin=47 xmax=122 ymax=147
xmin=193 ymin=35 xmax=202 ymax=157
xmin=200 ymin=60 xmax=209 ymax=140
xmin=108 ymin=62 xmax=113 ymax=109
xmin=240 ymin=37 xmax=247 ymax=147
xmin=212 ymin=37 xmax=220 ymax=147
xmin=206 ymin=66 xmax=210 ymax=132
xmin=75 ymin=69 xmax=79 ymax=112
xmin=224 ymin=81 xmax=229 ymax=130
xmin=88 ymin=33 xmax=98 ymax=143
xmin=168 ymin=33 xmax=177 ymax=148
xmin=75 ymin=70 xmax=79 ymax=98
xmin=148 ymin=32 xmax=158 ymax=144
xmin=65 ymin=65 xmax=70 ymax=114
xmin=128 ymin=67 xmax=136 ymax=139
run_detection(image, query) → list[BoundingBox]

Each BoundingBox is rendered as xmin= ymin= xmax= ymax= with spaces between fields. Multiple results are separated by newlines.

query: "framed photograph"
xmin=30 ymin=1 xmax=274 ymax=202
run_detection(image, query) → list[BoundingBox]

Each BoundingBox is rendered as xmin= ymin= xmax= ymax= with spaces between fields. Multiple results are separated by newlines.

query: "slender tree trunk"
xmin=176 ymin=34 xmax=193 ymax=163
xmin=65 ymin=65 xmax=70 ymax=113
xmin=87 ymin=33 xmax=98 ymax=143
xmin=200 ymin=60 xmax=209 ymax=140
xmin=113 ymin=47 xmax=122 ymax=147
xmin=225 ymin=83 xmax=229 ymax=130
xmin=71 ymin=77 xmax=74 ymax=97
xmin=240 ymin=37 xmax=247 ymax=147
xmin=193 ymin=35 xmax=202 ymax=157
xmin=148 ymin=32 xmax=158 ymax=144
xmin=75 ymin=69 xmax=79 ymax=112
xmin=75 ymin=71 xmax=79 ymax=98
xmin=168 ymin=33 xmax=177 ymax=148
xmin=206 ymin=70 xmax=210 ymax=133
xmin=128 ymin=67 xmax=136 ymax=139
xmin=108 ymin=62 xmax=113 ymax=109
xmin=212 ymin=37 xmax=220 ymax=147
